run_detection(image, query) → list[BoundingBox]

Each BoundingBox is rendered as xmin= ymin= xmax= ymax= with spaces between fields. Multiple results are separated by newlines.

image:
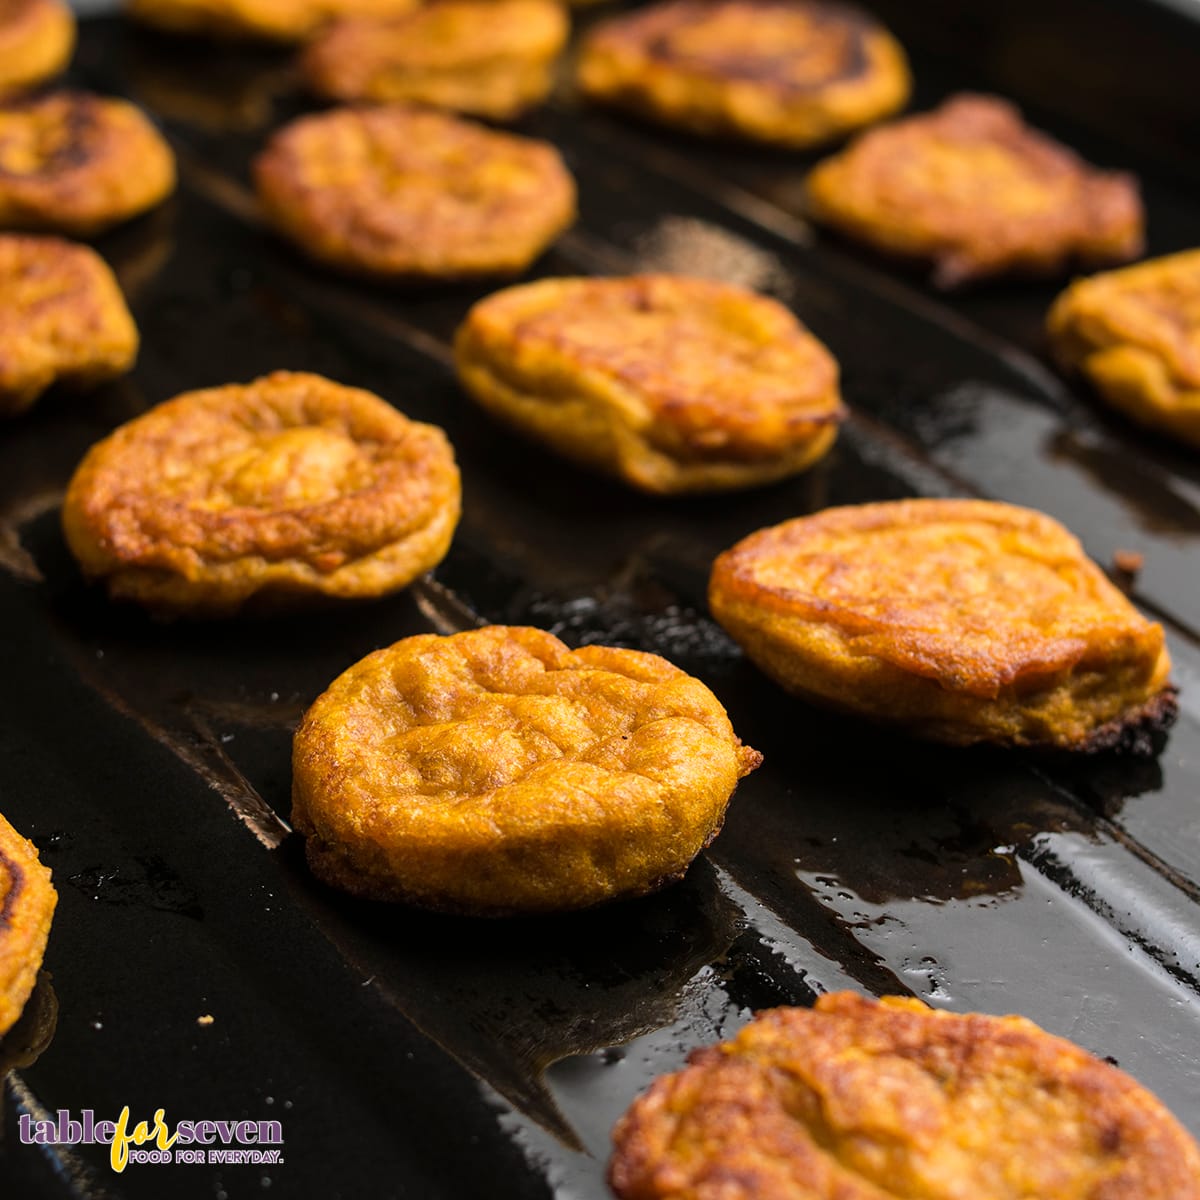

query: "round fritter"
xmin=0 ymin=91 xmax=175 ymax=236
xmin=708 ymin=499 xmax=1174 ymax=750
xmin=577 ymin=0 xmax=910 ymax=149
xmin=609 ymin=992 xmax=1200 ymax=1200
xmin=0 ymin=811 xmax=56 ymax=1039
xmin=291 ymin=625 xmax=762 ymax=915
xmin=62 ymin=370 xmax=460 ymax=617
xmin=253 ymin=105 xmax=576 ymax=280
xmin=1048 ymin=249 xmax=1200 ymax=449
xmin=127 ymin=0 xmax=417 ymax=43
xmin=806 ymin=93 xmax=1143 ymax=288
xmin=302 ymin=0 xmax=569 ymax=120
xmin=455 ymin=275 xmax=845 ymax=494
xmin=0 ymin=0 xmax=74 ymax=98
xmin=0 ymin=235 xmax=138 ymax=417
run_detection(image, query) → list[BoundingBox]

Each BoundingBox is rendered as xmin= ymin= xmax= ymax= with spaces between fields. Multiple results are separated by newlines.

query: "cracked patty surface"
xmin=455 ymin=274 xmax=844 ymax=493
xmin=0 ymin=234 xmax=137 ymax=416
xmin=253 ymin=104 xmax=576 ymax=280
xmin=709 ymin=499 xmax=1173 ymax=748
xmin=0 ymin=0 xmax=74 ymax=98
xmin=0 ymin=811 xmax=56 ymax=1039
xmin=577 ymin=0 xmax=909 ymax=148
xmin=0 ymin=90 xmax=175 ymax=235
xmin=1048 ymin=248 xmax=1200 ymax=449
xmin=61 ymin=370 xmax=460 ymax=616
xmin=609 ymin=993 xmax=1200 ymax=1200
xmin=806 ymin=94 xmax=1143 ymax=287
xmin=291 ymin=625 xmax=762 ymax=914
xmin=301 ymin=0 xmax=568 ymax=119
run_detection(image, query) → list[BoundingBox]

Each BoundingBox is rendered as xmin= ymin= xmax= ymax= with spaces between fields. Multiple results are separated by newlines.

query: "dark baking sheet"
xmin=2 ymin=1 xmax=1200 ymax=1195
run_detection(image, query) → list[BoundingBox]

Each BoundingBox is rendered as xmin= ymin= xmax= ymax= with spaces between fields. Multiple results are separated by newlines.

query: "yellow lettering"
xmin=110 ymin=1107 xmax=131 ymax=1174
xmin=153 ymin=1110 xmax=178 ymax=1151
xmin=109 ymin=1107 xmax=178 ymax=1171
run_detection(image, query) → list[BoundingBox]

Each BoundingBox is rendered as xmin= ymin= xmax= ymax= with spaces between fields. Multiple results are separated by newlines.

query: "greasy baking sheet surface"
xmin=2 ymin=1 xmax=1200 ymax=1195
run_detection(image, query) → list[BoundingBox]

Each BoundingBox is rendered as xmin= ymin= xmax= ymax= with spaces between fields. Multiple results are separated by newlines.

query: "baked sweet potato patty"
xmin=62 ymin=370 xmax=460 ymax=616
xmin=127 ymin=0 xmax=417 ymax=43
xmin=0 ymin=234 xmax=137 ymax=417
xmin=455 ymin=274 xmax=844 ymax=493
xmin=806 ymin=93 xmax=1143 ymax=287
xmin=291 ymin=625 xmax=761 ymax=915
xmin=610 ymin=992 xmax=1200 ymax=1200
xmin=0 ymin=811 xmax=56 ymax=1040
xmin=578 ymin=0 xmax=909 ymax=148
xmin=301 ymin=0 xmax=568 ymax=119
xmin=253 ymin=104 xmax=576 ymax=280
xmin=0 ymin=91 xmax=175 ymax=235
xmin=709 ymin=498 xmax=1173 ymax=749
xmin=1048 ymin=248 xmax=1200 ymax=449
xmin=0 ymin=0 xmax=74 ymax=99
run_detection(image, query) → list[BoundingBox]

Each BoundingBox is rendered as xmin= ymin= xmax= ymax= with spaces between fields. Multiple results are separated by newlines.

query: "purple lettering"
xmin=55 ymin=1110 xmax=83 ymax=1145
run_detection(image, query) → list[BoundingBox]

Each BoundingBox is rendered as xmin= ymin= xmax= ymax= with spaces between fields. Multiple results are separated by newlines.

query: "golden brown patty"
xmin=577 ymin=0 xmax=910 ymax=148
xmin=709 ymin=499 xmax=1174 ymax=750
xmin=455 ymin=274 xmax=844 ymax=494
xmin=806 ymin=93 xmax=1143 ymax=287
xmin=610 ymin=992 xmax=1200 ymax=1200
xmin=0 ymin=91 xmax=175 ymax=236
xmin=62 ymin=370 xmax=460 ymax=617
xmin=0 ymin=811 xmax=56 ymax=1039
xmin=0 ymin=234 xmax=138 ymax=417
xmin=253 ymin=104 xmax=576 ymax=280
xmin=1048 ymin=249 xmax=1200 ymax=449
xmin=127 ymin=0 xmax=417 ymax=42
xmin=0 ymin=0 xmax=74 ymax=98
xmin=302 ymin=0 xmax=569 ymax=120
xmin=291 ymin=625 xmax=761 ymax=915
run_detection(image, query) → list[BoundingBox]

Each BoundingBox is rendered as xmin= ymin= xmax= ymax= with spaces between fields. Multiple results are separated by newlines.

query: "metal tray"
xmin=2 ymin=1 xmax=1199 ymax=1195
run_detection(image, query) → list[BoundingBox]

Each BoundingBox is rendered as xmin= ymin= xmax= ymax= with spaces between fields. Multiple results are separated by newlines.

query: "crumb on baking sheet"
xmin=1113 ymin=548 xmax=1145 ymax=576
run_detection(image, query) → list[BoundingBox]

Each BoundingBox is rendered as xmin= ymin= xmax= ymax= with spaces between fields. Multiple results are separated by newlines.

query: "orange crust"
xmin=577 ymin=0 xmax=910 ymax=148
xmin=609 ymin=992 xmax=1200 ymax=1200
xmin=455 ymin=274 xmax=844 ymax=494
xmin=253 ymin=104 xmax=576 ymax=281
xmin=0 ymin=91 xmax=175 ymax=236
xmin=708 ymin=499 xmax=1173 ymax=749
xmin=291 ymin=625 xmax=761 ymax=915
xmin=806 ymin=93 xmax=1143 ymax=288
xmin=0 ymin=234 xmax=138 ymax=417
xmin=1048 ymin=249 xmax=1200 ymax=449
xmin=301 ymin=0 xmax=569 ymax=120
xmin=0 ymin=811 xmax=56 ymax=1040
xmin=126 ymin=0 xmax=418 ymax=43
xmin=0 ymin=0 xmax=74 ymax=98
xmin=61 ymin=370 xmax=461 ymax=617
